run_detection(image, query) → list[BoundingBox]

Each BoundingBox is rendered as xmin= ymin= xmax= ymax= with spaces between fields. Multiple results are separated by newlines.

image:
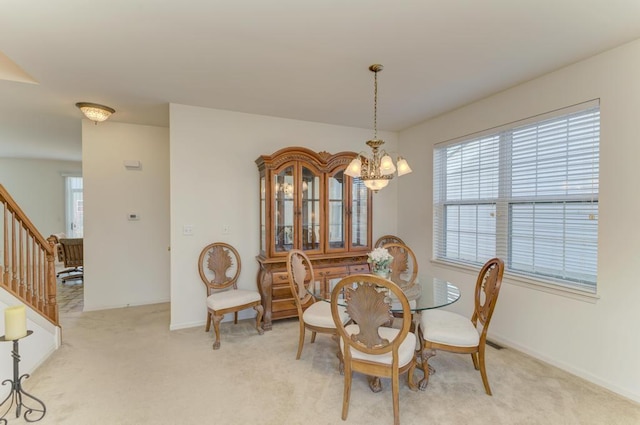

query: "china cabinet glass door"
xmin=350 ymin=177 xmax=369 ymax=249
xmin=300 ymin=165 xmax=322 ymax=253
xmin=327 ymin=170 xmax=346 ymax=251
xmin=274 ymin=164 xmax=295 ymax=253
xmin=260 ymin=176 xmax=266 ymax=254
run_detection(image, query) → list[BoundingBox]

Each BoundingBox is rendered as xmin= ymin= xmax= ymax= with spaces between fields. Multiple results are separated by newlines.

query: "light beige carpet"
xmin=20 ymin=303 xmax=640 ymax=425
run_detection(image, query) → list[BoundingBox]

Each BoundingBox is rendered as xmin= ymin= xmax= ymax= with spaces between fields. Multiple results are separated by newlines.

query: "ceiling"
xmin=1 ymin=1 xmax=640 ymax=162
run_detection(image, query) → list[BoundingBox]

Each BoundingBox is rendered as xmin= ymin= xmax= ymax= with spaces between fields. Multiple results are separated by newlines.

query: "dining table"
xmin=310 ymin=272 xmax=461 ymax=391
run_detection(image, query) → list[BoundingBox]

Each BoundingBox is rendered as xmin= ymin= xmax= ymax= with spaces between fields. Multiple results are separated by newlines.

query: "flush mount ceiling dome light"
xmin=344 ymin=64 xmax=412 ymax=193
xmin=75 ymin=102 xmax=115 ymax=124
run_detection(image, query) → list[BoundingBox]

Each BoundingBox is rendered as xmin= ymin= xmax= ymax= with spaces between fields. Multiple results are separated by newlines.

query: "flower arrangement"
xmin=367 ymin=247 xmax=393 ymax=274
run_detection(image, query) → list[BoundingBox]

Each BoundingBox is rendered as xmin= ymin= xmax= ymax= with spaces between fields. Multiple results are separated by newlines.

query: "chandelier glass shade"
xmin=344 ymin=64 xmax=411 ymax=192
xmin=75 ymin=102 xmax=115 ymax=124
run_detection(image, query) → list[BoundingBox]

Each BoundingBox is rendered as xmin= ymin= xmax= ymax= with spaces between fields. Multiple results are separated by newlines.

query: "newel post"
xmin=45 ymin=236 xmax=58 ymax=323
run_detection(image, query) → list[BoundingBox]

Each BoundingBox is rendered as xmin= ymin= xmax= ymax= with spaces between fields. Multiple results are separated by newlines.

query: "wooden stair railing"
xmin=0 ymin=184 xmax=59 ymax=326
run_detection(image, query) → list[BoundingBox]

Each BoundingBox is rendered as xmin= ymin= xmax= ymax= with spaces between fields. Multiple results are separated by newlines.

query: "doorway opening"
xmin=59 ymin=175 xmax=84 ymax=315
xmin=65 ymin=176 xmax=83 ymax=238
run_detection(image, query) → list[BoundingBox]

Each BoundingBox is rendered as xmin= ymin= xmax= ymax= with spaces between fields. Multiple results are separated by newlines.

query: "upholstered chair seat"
xmin=341 ymin=324 xmax=416 ymax=367
xmin=420 ymin=310 xmax=480 ymax=347
xmin=207 ymin=289 xmax=262 ymax=311
xmin=303 ymin=301 xmax=349 ymax=328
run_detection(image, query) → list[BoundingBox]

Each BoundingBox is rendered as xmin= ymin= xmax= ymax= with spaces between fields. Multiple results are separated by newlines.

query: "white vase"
xmin=373 ymin=269 xmax=390 ymax=279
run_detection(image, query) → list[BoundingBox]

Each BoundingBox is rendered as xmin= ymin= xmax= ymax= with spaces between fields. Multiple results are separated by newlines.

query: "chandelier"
xmin=75 ymin=102 xmax=115 ymax=124
xmin=344 ymin=64 xmax=411 ymax=192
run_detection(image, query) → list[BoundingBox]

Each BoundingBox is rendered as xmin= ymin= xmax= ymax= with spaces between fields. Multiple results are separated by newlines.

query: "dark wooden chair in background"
xmin=58 ymin=238 xmax=84 ymax=283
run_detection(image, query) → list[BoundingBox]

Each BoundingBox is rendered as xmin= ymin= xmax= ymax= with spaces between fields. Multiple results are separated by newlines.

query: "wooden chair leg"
xmin=342 ymin=366 xmax=352 ymax=420
xmin=407 ymin=362 xmax=418 ymax=391
xmin=253 ymin=304 xmax=265 ymax=335
xmin=234 ymin=311 xmax=238 ymax=324
xmin=212 ymin=314 xmax=223 ymax=350
xmin=205 ymin=311 xmax=211 ymax=332
xmin=391 ymin=367 xmax=400 ymax=425
xmin=310 ymin=331 xmax=317 ymax=343
xmin=471 ymin=352 xmax=479 ymax=370
xmin=296 ymin=322 xmax=306 ymax=359
xmin=478 ymin=346 xmax=492 ymax=395
xmin=331 ymin=334 xmax=345 ymax=374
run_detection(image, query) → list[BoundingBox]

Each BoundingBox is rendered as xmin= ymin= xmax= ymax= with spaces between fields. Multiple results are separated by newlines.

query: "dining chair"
xmin=58 ymin=238 xmax=84 ymax=283
xmin=286 ymin=249 xmax=350 ymax=361
xmin=418 ymin=257 xmax=504 ymax=394
xmin=382 ymin=242 xmax=418 ymax=288
xmin=198 ymin=242 xmax=264 ymax=350
xmin=374 ymin=235 xmax=405 ymax=248
xmin=331 ymin=274 xmax=418 ymax=425
xmin=51 ymin=233 xmax=82 ymax=278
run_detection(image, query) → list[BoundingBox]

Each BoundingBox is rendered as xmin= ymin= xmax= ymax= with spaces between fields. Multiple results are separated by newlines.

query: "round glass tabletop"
xmin=310 ymin=273 xmax=460 ymax=312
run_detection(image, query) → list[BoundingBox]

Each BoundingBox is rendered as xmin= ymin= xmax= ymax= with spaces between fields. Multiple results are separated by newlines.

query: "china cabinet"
xmin=256 ymin=147 xmax=372 ymax=329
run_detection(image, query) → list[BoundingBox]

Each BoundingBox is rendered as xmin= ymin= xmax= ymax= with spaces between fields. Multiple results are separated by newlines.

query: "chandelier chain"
xmin=373 ymin=69 xmax=378 ymax=140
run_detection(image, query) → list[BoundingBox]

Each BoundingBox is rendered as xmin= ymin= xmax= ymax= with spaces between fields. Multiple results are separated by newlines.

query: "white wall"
xmin=169 ymin=105 xmax=400 ymax=330
xmin=398 ymin=38 xmax=640 ymax=402
xmin=0 ymin=158 xmax=82 ymax=238
xmin=82 ymin=121 xmax=170 ymax=311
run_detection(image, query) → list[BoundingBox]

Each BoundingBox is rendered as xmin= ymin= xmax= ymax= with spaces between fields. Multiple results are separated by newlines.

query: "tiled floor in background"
xmin=57 ymin=273 xmax=83 ymax=314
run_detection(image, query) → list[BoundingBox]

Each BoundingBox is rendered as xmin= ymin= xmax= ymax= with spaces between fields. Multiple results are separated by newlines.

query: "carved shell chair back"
xmin=382 ymin=242 xmax=418 ymax=288
xmin=198 ymin=242 xmax=264 ymax=350
xmin=374 ymin=234 xmax=405 ymax=249
xmin=331 ymin=274 xmax=418 ymax=425
xmin=286 ymin=249 xmax=349 ymax=361
xmin=418 ymin=257 xmax=504 ymax=394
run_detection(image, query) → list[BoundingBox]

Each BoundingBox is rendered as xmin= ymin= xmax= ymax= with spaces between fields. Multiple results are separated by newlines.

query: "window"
xmin=65 ymin=176 xmax=84 ymax=238
xmin=433 ymin=101 xmax=599 ymax=292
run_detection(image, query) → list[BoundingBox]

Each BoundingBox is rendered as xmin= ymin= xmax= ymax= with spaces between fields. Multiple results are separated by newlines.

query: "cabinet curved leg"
xmin=253 ymin=305 xmax=265 ymax=335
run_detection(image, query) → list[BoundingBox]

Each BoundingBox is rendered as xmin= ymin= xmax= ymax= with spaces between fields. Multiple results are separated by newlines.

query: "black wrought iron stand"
xmin=0 ymin=330 xmax=46 ymax=423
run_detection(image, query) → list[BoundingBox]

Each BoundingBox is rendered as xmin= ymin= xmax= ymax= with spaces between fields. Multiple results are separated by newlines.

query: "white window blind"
xmin=433 ymin=101 xmax=599 ymax=291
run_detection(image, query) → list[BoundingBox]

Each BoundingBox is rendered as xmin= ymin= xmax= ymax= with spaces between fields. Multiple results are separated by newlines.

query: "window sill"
xmin=429 ymin=259 xmax=600 ymax=304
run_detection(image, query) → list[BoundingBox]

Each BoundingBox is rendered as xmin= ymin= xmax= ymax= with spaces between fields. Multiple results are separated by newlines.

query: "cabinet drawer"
xmin=272 ymin=283 xmax=294 ymax=300
xmin=272 ymin=298 xmax=297 ymax=313
xmin=272 ymin=272 xmax=290 ymax=285
xmin=349 ymin=264 xmax=370 ymax=274
xmin=316 ymin=266 xmax=348 ymax=278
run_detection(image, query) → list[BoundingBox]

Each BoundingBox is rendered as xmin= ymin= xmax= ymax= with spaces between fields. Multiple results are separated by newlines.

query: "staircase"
xmin=0 ymin=184 xmax=59 ymax=326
